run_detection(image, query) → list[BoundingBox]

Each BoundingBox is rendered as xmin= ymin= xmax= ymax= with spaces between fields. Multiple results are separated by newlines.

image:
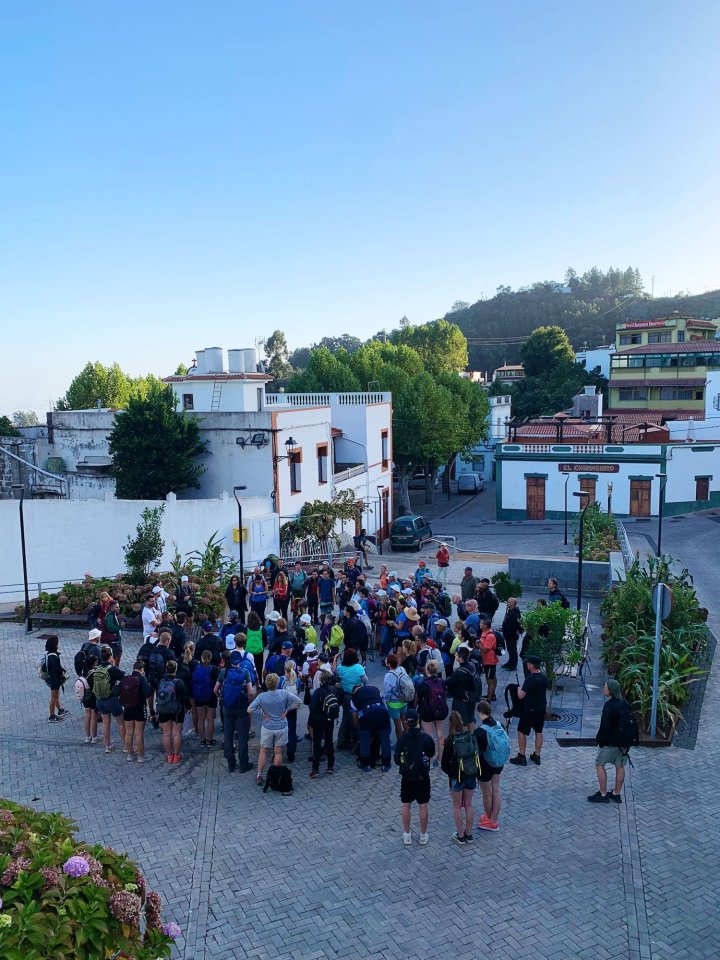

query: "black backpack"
xmin=615 ymin=701 xmax=640 ymax=753
xmin=460 ymin=664 xmax=483 ymax=704
xmin=321 ymin=686 xmax=340 ymax=721
xmin=399 ymin=733 xmax=429 ymax=782
xmin=74 ymin=645 xmax=89 ymax=677
xmin=263 ymin=765 xmax=294 ymax=795
xmin=560 ymin=595 xmax=570 ymax=609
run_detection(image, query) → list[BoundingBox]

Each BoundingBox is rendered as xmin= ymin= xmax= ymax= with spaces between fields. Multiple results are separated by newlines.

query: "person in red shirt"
xmin=479 ymin=618 xmax=499 ymax=702
xmin=435 ymin=543 xmax=450 ymax=589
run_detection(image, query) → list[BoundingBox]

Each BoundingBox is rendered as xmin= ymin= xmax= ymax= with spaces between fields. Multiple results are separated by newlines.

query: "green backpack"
xmin=453 ymin=731 xmax=480 ymax=779
xmin=93 ymin=666 xmax=112 ymax=700
xmin=246 ymin=627 xmax=264 ymax=655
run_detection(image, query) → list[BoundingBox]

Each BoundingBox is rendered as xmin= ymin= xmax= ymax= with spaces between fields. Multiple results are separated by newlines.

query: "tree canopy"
xmin=56 ymin=362 xmax=163 ymax=411
xmin=0 ymin=416 xmax=21 ymax=437
xmin=264 ymin=330 xmax=292 ymax=380
xmin=108 ymin=385 xmax=208 ymax=499
xmin=390 ymin=318 xmax=468 ymax=375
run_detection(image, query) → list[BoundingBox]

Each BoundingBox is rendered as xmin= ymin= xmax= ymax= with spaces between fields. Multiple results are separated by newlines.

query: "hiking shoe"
xmin=610 ymin=793 xmax=623 ymax=804
xmin=84 ymin=736 xmax=92 ymax=744
xmin=309 ymin=770 xmax=319 ymax=779
xmin=419 ymin=833 xmax=429 ymax=846
xmin=256 ymin=774 xmax=264 ymax=786
xmin=509 ymin=754 xmax=527 ymax=766
xmin=360 ymin=765 xmax=372 ymax=773
xmin=91 ymin=736 xmax=100 ymax=744
xmin=48 ymin=715 xmax=63 ymax=723
xmin=57 ymin=708 xmax=69 ymax=717
xmin=587 ymin=791 xmax=610 ymax=804
xmin=464 ymin=833 xmax=474 ymax=843
xmin=452 ymin=832 xmax=466 ymax=845
xmin=403 ymin=833 xmax=413 ymax=846
xmin=104 ymin=745 xmax=114 ymax=753
xmin=166 ymin=754 xmax=174 ymax=763
xmin=136 ymin=756 xmax=148 ymax=764
xmin=172 ymin=754 xmax=182 ymax=763
xmin=478 ymin=814 xmax=492 ymax=828
xmin=126 ymin=753 xmax=136 ymax=762
xmin=530 ymin=752 xmax=541 ymax=766
xmin=381 ymin=764 xmax=391 ymax=773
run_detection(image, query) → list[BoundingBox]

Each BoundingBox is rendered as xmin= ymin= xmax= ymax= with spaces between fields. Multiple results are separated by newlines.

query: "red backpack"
xmin=425 ymin=676 xmax=448 ymax=721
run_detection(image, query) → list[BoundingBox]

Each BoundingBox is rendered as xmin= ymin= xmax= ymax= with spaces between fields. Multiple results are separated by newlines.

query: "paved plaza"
xmin=1 ymin=586 xmax=717 ymax=960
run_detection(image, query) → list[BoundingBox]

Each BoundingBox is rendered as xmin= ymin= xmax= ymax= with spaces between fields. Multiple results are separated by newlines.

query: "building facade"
xmin=454 ymin=394 xmax=511 ymax=481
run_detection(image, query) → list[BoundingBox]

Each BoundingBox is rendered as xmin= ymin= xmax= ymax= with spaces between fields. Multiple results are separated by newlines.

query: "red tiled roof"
xmin=686 ymin=319 xmax=719 ymax=328
xmin=163 ymin=373 xmax=272 ymax=382
xmin=331 ymin=427 xmax=343 ymax=438
xmin=608 ymin=378 xmax=706 ymax=388
xmin=604 ymin=409 xmax=703 ymax=422
xmin=615 ymin=341 xmax=720 ymax=355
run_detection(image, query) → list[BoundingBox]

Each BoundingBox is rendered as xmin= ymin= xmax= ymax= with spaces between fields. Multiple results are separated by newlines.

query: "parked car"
xmin=457 ymin=472 xmax=484 ymax=495
xmin=394 ymin=468 xmax=440 ymax=490
xmin=389 ymin=515 xmax=433 ymax=551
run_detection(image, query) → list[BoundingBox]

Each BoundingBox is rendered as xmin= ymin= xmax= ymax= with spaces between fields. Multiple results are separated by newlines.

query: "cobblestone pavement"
xmin=0 ymin=619 xmax=717 ymax=960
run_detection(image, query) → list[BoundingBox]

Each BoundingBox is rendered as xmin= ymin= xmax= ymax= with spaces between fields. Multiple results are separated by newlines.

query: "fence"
xmin=615 ymin=518 xmax=635 ymax=571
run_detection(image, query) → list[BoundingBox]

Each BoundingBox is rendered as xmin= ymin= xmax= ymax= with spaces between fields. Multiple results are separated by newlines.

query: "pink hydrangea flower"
xmin=145 ymin=890 xmax=162 ymax=929
xmin=0 ymin=858 xmax=31 ymax=886
xmin=108 ymin=891 xmax=142 ymax=926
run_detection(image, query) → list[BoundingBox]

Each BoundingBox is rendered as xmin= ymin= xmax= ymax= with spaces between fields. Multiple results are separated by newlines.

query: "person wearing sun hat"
xmin=588 ymin=679 xmax=631 ymax=804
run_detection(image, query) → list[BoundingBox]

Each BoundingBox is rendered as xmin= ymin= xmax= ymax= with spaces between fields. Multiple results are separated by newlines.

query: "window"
xmin=317 ymin=445 xmax=328 ymax=484
xmin=628 ymin=357 xmax=645 ymax=368
xmin=381 ymin=430 xmax=389 ymax=468
xmin=696 ymin=477 xmax=710 ymax=501
xmin=648 ymin=332 xmax=671 ymax=344
xmin=182 ymin=394 xmax=194 ymax=411
xmin=658 ymin=387 xmax=693 ymax=400
xmin=618 ymin=388 xmax=647 ymax=401
xmin=619 ymin=334 xmax=641 ymax=346
xmin=677 ymin=331 xmax=685 ymax=343
xmin=290 ymin=452 xmax=302 ymax=493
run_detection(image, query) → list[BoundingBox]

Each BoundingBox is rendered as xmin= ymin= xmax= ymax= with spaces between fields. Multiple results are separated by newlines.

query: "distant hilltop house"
xmin=493 ymin=364 xmax=525 ymax=384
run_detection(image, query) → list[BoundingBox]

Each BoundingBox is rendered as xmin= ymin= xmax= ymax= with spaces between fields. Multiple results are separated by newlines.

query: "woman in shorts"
xmin=81 ymin=654 xmax=100 ymax=743
xmin=94 ymin=645 xmax=125 ymax=753
xmin=475 ymin=699 xmax=506 ymax=832
xmin=441 ymin=710 xmax=477 ymax=845
xmin=157 ymin=661 xmax=188 ymax=764
xmin=193 ymin=649 xmax=220 ymax=746
xmin=122 ymin=660 xmax=153 ymax=763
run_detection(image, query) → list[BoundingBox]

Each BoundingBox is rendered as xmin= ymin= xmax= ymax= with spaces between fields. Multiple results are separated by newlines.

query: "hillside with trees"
xmin=446 ymin=267 xmax=720 ymax=376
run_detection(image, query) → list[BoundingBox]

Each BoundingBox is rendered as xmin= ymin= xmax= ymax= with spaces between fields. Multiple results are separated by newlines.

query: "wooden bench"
xmin=32 ymin=613 xmax=89 ymax=629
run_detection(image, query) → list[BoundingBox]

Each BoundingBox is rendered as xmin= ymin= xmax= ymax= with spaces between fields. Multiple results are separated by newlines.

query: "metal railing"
xmin=333 ymin=464 xmax=366 ymax=483
xmin=615 ymin=518 xmax=635 ymax=572
xmin=423 ymin=536 xmax=457 ymax=559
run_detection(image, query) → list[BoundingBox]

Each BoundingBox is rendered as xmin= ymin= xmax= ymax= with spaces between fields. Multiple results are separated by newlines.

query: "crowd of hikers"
xmin=37 ymin=554 xmax=638 ymax=842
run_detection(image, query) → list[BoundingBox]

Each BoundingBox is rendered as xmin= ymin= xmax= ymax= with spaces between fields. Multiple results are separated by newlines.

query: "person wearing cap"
xmin=174 ymin=576 xmax=194 ymax=617
xmin=82 ymin=627 xmax=104 ymax=667
xmin=509 ymin=656 xmax=548 ymax=766
xmin=413 ymin=560 xmax=432 ymax=588
xmin=420 ymin=601 xmax=441 ymax=643
xmin=214 ymin=649 xmax=256 ymax=773
xmin=301 ymin=643 xmax=320 ymax=703
xmin=435 ymin=543 xmax=451 ymax=588
xmin=151 ymin=585 xmax=166 ymax=615
xmin=394 ymin=708 xmax=435 ymax=845
xmin=264 ymin=640 xmax=295 ymax=683
xmin=588 ymin=680 xmax=630 ymax=803
xmin=296 ymin=612 xmax=318 ymax=651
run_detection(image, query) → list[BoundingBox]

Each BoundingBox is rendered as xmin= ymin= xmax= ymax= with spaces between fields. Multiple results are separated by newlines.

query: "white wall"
xmin=168 ymin=378 xmax=265 ymax=413
xmin=664 ymin=445 xmax=720 ymax=506
xmin=576 ymin=347 xmax=613 ymax=379
xmin=0 ymin=493 xmax=277 ymax=601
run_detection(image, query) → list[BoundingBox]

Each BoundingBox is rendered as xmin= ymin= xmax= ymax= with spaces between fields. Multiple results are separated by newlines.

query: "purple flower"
xmin=145 ymin=890 xmax=162 ymax=929
xmin=62 ymin=856 xmax=90 ymax=878
xmin=162 ymin=921 xmax=182 ymax=940
xmin=108 ymin=891 xmax=141 ymax=926
xmin=0 ymin=896 xmax=3 ymax=909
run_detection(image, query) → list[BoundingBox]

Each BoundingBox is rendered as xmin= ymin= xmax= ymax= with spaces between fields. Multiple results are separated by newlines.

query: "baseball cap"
xmin=268 ymin=611 xmax=280 ymax=622
xmin=389 ymin=570 xmax=398 ymax=577
xmin=303 ymin=642 xmax=317 ymax=654
xmin=152 ymin=586 xmax=162 ymax=595
xmin=88 ymin=628 xmax=102 ymax=641
xmin=229 ymin=651 xmax=246 ymax=666
xmin=375 ymin=589 xmax=387 ymax=598
xmin=406 ymin=709 xmax=419 ymax=726
xmin=181 ymin=575 xmax=189 ymax=583
xmin=435 ymin=619 xmax=447 ymax=628
xmin=201 ymin=620 xmax=214 ymax=631
xmin=228 ymin=610 xmax=239 ymax=620
xmin=418 ymin=560 xmax=426 ymax=567
xmin=225 ymin=635 xmax=236 ymax=650
xmin=402 ymin=588 xmax=414 ymax=596
xmin=281 ymin=640 xmax=294 ymax=650
xmin=348 ymin=600 xmax=361 ymax=611
xmin=299 ymin=614 xmax=311 ymax=625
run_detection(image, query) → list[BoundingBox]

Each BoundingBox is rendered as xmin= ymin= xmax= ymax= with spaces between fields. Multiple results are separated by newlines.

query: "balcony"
xmin=333 ymin=463 xmax=366 ymax=482
xmin=264 ymin=391 xmax=390 ymax=408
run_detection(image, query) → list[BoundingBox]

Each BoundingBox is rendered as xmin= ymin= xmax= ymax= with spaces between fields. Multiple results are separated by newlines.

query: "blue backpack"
xmin=480 ymin=722 xmax=511 ymax=768
xmin=222 ymin=665 xmax=252 ymax=709
xmin=191 ymin=664 xmax=213 ymax=702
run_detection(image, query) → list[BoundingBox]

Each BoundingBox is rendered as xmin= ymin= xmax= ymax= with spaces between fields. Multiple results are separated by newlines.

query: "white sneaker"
xmin=84 ymin=737 xmax=92 ymax=744
xmin=126 ymin=753 xmax=136 ymax=762
xmin=136 ymin=756 xmax=148 ymax=764
xmin=91 ymin=736 xmax=100 ymax=744
xmin=104 ymin=745 xmax=114 ymax=753
xmin=403 ymin=833 xmax=412 ymax=846
xmin=419 ymin=833 xmax=429 ymax=846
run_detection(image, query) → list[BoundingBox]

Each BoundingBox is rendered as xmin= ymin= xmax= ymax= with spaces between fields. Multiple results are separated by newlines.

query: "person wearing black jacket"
xmin=343 ymin=605 xmax=369 ymax=664
xmin=194 ymin=623 xmax=224 ymax=666
xmin=588 ymin=679 xmax=629 ymax=803
xmin=445 ymin=647 xmax=478 ymax=730
xmin=224 ymin=575 xmax=248 ymax=618
xmin=171 ymin=612 xmax=188 ymax=660
xmin=308 ymin=668 xmax=337 ymax=778
xmin=43 ymin=635 xmax=68 ymax=723
xmin=501 ymin=598 xmax=522 ymax=671
xmin=475 ymin=579 xmax=499 ymax=622
xmin=121 ymin=661 xmax=153 ymax=763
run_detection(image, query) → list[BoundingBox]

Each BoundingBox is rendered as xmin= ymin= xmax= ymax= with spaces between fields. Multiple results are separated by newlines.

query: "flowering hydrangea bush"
xmin=0 ymin=800 xmax=178 ymax=959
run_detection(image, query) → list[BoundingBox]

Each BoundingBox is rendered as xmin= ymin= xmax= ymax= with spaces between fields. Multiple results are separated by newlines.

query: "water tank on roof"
xmin=194 ymin=349 xmax=206 ymax=374
xmin=205 ymin=347 xmax=224 ymax=374
xmin=241 ymin=348 xmax=256 ymax=373
xmin=228 ymin=349 xmax=245 ymax=373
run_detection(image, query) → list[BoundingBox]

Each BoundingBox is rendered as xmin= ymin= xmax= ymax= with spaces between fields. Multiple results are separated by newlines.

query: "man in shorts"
xmin=247 ymin=672 xmax=302 ymax=786
xmin=588 ymin=679 xmax=628 ymax=803
xmin=509 ymin=655 xmax=548 ymax=766
xmin=394 ymin=709 xmax=435 ymax=845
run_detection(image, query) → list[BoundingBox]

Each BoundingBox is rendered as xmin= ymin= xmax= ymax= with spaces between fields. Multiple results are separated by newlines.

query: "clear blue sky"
xmin=2 ymin=1 xmax=719 ymax=413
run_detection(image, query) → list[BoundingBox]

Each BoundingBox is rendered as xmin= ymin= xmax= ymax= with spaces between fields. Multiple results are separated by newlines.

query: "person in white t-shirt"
xmin=152 ymin=584 xmax=167 ymax=614
xmin=142 ymin=597 xmax=161 ymax=639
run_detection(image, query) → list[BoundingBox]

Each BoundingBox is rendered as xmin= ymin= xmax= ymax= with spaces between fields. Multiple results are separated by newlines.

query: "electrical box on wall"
xmin=233 ymin=527 xmax=248 ymax=543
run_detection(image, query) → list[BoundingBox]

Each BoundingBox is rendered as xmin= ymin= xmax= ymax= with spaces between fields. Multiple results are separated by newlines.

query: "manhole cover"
xmin=544 ymin=710 xmax=581 ymax=728
xmin=557 ymin=738 xmax=596 ymax=747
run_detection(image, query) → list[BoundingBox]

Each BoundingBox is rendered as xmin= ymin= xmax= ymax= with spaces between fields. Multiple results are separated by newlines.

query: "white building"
xmin=454 ymin=394 xmax=511 ymax=482
xmin=575 ymin=346 xmax=613 ymax=380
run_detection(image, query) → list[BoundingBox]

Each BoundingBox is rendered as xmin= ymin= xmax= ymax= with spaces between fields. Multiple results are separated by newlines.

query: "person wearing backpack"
xmin=308 ymin=665 xmax=339 ymax=778
xmin=215 ymin=650 xmax=255 ymax=773
xmin=475 ymin=700 xmax=510 ymax=831
xmin=588 ymin=679 xmax=637 ymax=804
xmin=509 ymin=655 xmax=548 ymax=767
xmin=94 ymin=645 xmax=125 ymax=753
xmin=352 ymin=682 xmax=392 ymax=773
xmin=101 ymin=600 xmax=123 ymax=666
xmin=394 ymin=709 xmax=435 ymax=846
xmin=416 ymin=660 xmax=448 ymax=766
xmin=445 ymin=646 xmax=480 ymax=731
xmin=245 ymin=610 xmax=267 ymax=683
xmin=278 ymin=659 xmax=303 ymax=762
xmin=383 ymin=653 xmax=414 ymax=742
xmin=548 ymin=578 xmax=570 ymax=608
xmin=441 ymin=710 xmax=480 ymax=845
xmin=479 ymin=618 xmax=500 ymax=703
xmin=301 ymin=643 xmax=320 ymax=706
xmin=192 ymin=649 xmax=220 ymax=747
xmin=79 ymin=653 xmax=100 ymax=743
xmin=157 ymin=660 xmax=189 ymax=763
xmin=120 ymin=660 xmax=153 ymax=763
xmin=39 ymin=634 xmax=68 ymax=724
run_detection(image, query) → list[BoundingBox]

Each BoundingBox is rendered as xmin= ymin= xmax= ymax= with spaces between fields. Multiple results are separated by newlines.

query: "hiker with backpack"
xmin=441 ymin=710 xmax=480 ymax=845
xmin=157 ymin=660 xmax=189 ymax=764
xmin=445 ymin=646 xmax=481 ymax=731
xmin=215 ymin=650 xmax=256 ymax=773
xmin=395 ymin=708 xmax=435 ymax=846
xmin=278 ymin=660 xmax=303 ymax=763
xmin=101 ymin=600 xmax=123 ymax=666
xmin=192 ymin=649 xmax=220 ymax=747
xmin=479 ymin=618 xmax=500 ymax=703
xmin=335 ymin=647 xmax=367 ymax=749
xmin=247 ymin=672 xmax=302 ymax=786
xmin=384 ymin=653 xmax=415 ymax=741
xmin=308 ymin=665 xmax=340 ymax=778
xmin=476 ymin=579 xmax=500 ymax=623
xmin=588 ymin=679 xmax=638 ymax=804
xmin=77 ymin=653 xmax=100 ymax=743
xmin=95 ymin=645 xmax=125 ymax=754
xmin=351 ymin=682 xmax=393 ymax=773
xmin=245 ymin=610 xmax=267 ymax=683
xmin=416 ymin=660 xmax=448 ymax=766
xmin=509 ymin=655 xmax=548 ymax=767
xmin=39 ymin=635 xmax=68 ymax=724
xmin=475 ymin=700 xmax=511 ymax=831
xmin=120 ymin=660 xmax=153 ymax=764
xmin=301 ymin=643 xmax=320 ymax=705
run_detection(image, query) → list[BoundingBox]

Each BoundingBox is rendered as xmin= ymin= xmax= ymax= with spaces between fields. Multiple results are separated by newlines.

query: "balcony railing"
xmin=265 ymin=391 xmax=390 ymax=408
xmin=333 ymin=464 xmax=366 ymax=482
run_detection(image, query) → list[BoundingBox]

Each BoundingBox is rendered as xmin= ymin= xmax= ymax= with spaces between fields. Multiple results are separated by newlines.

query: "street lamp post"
xmin=233 ymin=485 xmax=247 ymax=578
xmin=655 ymin=473 xmax=667 ymax=558
xmin=573 ymin=490 xmax=590 ymax=611
xmin=376 ymin=484 xmax=384 ymax=555
xmin=563 ymin=473 xmax=569 ymax=546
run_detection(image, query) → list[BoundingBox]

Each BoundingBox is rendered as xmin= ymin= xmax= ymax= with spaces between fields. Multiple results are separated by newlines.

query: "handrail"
xmin=615 ymin=518 xmax=635 ymax=571
xmin=0 ymin=445 xmax=68 ymax=490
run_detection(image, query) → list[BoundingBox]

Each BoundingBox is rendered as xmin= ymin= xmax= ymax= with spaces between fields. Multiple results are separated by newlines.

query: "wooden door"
xmin=629 ymin=480 xmax=651 ymax=517
xmin=579 ymin=477 xmax=596 ymax=505
xmin=696 ymin=477 xmax=710 ymax=501
xmin=526 ymin=477 xmax=546 ymax=520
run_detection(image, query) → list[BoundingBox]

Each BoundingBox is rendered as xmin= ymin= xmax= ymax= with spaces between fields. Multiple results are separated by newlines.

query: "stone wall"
xmin=0 ymin=437 xmax=37 ymax=499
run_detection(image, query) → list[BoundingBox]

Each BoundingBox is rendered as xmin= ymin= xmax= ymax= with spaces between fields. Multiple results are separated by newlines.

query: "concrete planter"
xmin=508 ymin=556 xmax=610 ymax=598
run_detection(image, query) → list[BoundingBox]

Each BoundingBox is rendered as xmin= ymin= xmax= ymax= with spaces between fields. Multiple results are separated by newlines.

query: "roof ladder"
xmin=210 ymin=377 xmax=227 ymax=412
